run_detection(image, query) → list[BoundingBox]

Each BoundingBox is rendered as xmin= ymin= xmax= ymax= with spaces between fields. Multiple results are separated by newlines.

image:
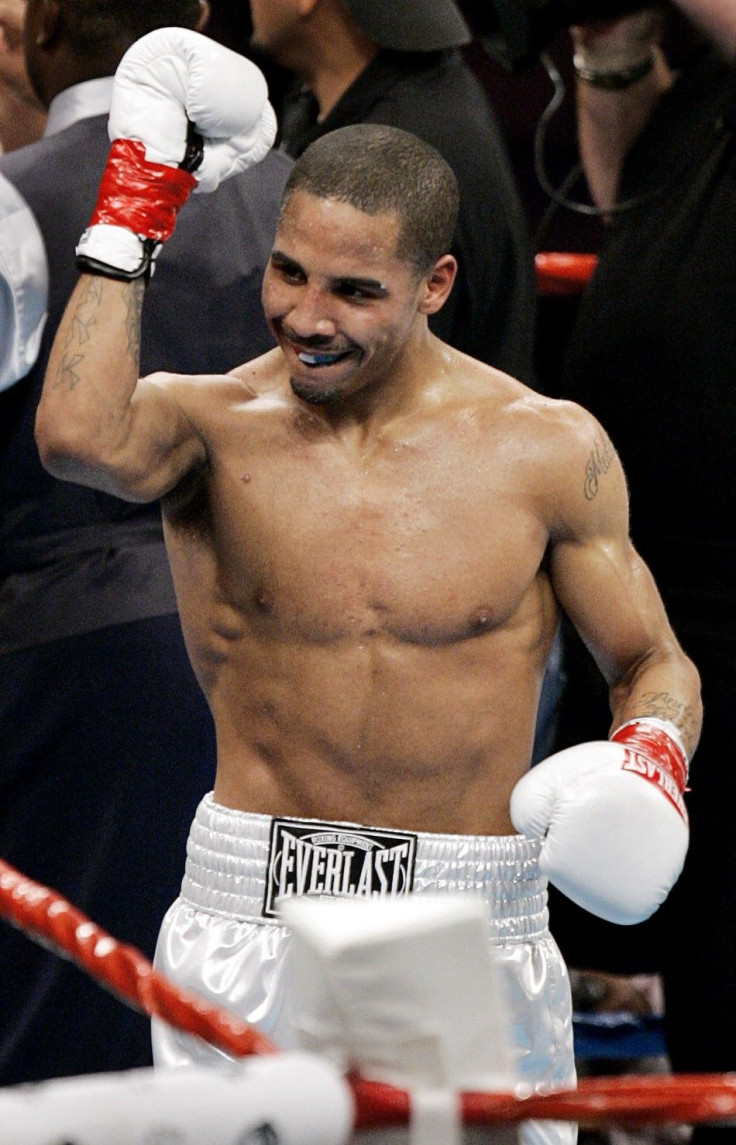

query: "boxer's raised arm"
xmin=671 ymin=0 xmax=736 ymax=58
xmin=36 ymin=27 xmax=276 ymax=502
xmin=36 ymin=274 xmax=204 ymax=501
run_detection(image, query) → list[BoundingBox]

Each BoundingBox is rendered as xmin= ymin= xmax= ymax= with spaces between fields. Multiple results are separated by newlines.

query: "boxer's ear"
xmin=419 ymin=254 xmax=457 ymax=316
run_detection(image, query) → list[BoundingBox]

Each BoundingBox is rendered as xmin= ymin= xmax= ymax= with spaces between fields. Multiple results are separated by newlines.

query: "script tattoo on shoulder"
xmin=583 ymin=434 xmax=615 ymax=500
xmin=633 ymin=691 xmax=700 ymax=754
xmin=52 ymin=276 xmax=105 ymax=390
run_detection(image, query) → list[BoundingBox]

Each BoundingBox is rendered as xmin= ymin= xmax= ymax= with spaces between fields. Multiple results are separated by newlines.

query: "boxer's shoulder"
xmin=458 ymin=382 xmax=628 ymax=529
xmin=226 ymin=347 xmax=299 ymax=407
xmin=145 ymin=348 xmax=281 ymax=399
xmin=447 ymin=364 xmax=604 ymax=455
xmin=502 ymin=392 xmax=621 ymax=481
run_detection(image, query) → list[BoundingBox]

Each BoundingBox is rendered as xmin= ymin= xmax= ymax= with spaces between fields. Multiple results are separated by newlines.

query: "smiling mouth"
xmin=296 ymin=348 xmax=354 ymax=368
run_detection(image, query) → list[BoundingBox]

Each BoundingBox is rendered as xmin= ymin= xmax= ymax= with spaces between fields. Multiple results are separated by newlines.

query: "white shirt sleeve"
xmin=0 ymin=172 xmax=49 ymax=392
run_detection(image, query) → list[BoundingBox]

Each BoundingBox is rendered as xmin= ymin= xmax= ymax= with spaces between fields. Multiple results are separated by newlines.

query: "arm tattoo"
xmin=124 ymin=277 xmax=145 ymax=365
xmin=583 ymin=434 xmax=615 ymax=500
xmin=54 ymin=352 xmax=85 ymax=391
xmin=51 ymin=277 xmax=144 ymax=391
xmin=52 ymin=277 xmax=105 ymax=391
xmin=631 ymin=691 xmax=700 ymax=754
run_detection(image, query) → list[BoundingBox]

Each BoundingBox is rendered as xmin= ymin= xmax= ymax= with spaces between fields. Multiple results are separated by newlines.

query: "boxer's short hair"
xmin=281 ymin=124 xmax=460 ymax=276
xmin=62 ymin=0 xmax=202 ymax=55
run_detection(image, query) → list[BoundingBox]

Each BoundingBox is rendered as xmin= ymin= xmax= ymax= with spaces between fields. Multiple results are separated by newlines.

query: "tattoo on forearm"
xmin=66 ymin=282 xmax=102 ymax=347
xmin=54 ymin=352 xmax=85 ymax=390
xmin=632 ymin=691 xmax=700 ymax=753
xmin=124 ymin=278 xmax=144 ymax=364
xmin=583 ymin=434 xmax=615 ymax=500
xmin=52 ymin=277 xmax=105 ymax=390
xmin=51 ymin=276 xmax=143 ymax=392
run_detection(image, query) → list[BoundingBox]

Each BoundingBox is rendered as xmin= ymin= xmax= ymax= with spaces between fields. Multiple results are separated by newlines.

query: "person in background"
xmin=556 ymin=4 xmax=736 ymax=1139
xmin=0 ymin=0 xmax=291 ymax=1084
xmin=0 ymin=0 xmax=45 ymax=150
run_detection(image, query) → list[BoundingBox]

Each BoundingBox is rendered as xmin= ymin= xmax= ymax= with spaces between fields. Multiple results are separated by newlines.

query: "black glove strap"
xmin=75 ymin=238 xmax=160 ymax=283
xmin=181 ymin=123 xmax=205 ymax=173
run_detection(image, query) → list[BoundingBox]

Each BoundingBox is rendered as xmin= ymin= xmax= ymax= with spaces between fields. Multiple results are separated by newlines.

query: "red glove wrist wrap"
xmin=89 ymin=139 xmax=197 ymax=242
xmin=611 ymin=720 xmax=688 ymax=819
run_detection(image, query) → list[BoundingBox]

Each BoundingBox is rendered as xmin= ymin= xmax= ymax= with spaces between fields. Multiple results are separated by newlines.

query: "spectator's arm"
xmin=571 ymin=12 xmax=674 ymax=212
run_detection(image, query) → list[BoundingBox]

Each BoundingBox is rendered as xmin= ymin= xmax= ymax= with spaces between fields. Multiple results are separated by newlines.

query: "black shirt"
xmin=563 ymin=50 xmax=736 ymax=618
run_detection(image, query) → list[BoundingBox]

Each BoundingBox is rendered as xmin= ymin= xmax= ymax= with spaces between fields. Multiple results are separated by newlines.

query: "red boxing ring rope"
xmin=0 ymin=858 xmax=276 ymax=1059
xmin=535 ymin=252 xmax=599 ymax=295
xmin=351 ymin=1074 xmax=736 ymax=1129
xmin=2 ymin=855 xmax=736 ymax=1131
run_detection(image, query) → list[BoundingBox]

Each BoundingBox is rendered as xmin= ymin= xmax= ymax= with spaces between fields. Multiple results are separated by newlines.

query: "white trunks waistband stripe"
xmin=180 ymin=794 xmax=549 ymax=941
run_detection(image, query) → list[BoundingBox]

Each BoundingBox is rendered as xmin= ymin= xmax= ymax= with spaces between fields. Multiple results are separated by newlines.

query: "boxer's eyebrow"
xmin=270 ymin=250 xmax=304 ymax=276
xmin=329 ymin=275 xmax=388 ymax=298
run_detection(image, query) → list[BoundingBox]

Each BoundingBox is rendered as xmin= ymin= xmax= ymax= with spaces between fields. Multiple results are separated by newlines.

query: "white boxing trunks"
xmin=153 ymin=795 xmax=576 ymax=1145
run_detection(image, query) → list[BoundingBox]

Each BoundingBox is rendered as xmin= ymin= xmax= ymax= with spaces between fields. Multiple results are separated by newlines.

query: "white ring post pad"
xmin=279 ymin=894 xmax=517 ymax=1089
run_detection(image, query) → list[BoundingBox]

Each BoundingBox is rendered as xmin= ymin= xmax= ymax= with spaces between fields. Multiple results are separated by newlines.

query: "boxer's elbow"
xmin=35 ymin=392 xmax=102 ymax=471
xmin=35 ymin=405 xmax=141 ymax=498
xmin=35 ymin=404 xmax=90 ymax=479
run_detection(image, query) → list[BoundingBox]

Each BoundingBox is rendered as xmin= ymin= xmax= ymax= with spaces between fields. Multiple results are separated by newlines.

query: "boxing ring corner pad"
xmin=280 ymin=893 xmax=521 ymax=1145
xmin=0 ymin=1053 xmax=354 ymax=1145
xmin=280 ymin=894 xmax=517 ymax=1092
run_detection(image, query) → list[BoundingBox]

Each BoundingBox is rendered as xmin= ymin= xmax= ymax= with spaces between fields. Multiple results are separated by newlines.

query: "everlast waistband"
xmin=180 ymin=794 xmax=549 ymax=942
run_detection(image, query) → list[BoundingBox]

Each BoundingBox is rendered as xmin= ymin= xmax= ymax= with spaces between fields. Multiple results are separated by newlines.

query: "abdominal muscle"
xmin=184 ymin=603 xmax=552 ymax=837
xmin=165 ymin=448 xmax=559 ymax=836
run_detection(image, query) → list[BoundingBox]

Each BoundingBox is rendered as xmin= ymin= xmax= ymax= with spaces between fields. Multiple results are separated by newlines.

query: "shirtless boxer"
xmin=35 ymin=29 xmax=701 ymax=1145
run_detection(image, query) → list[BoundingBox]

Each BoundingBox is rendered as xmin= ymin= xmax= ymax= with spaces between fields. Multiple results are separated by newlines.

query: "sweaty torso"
xmin=161 ymin=351 xmax=560 ymax=835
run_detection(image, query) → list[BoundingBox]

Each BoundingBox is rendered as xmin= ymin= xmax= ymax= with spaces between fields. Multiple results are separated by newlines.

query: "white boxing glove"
xmin=510 ymin=718 xmax=690 ymax=925
xmin=76 ymin=27 xmax=277 ymax=281
xmin=108 ymin=26 xmax=277 ymax=190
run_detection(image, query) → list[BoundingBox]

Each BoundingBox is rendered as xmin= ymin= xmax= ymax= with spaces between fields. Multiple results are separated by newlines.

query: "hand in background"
xmin=570 ymin=9 xmax=663 ymax=73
